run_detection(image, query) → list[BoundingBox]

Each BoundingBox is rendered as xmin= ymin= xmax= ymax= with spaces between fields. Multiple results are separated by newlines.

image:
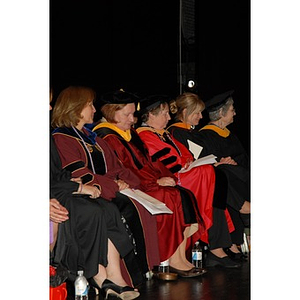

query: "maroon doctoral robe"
xmin=94 ymin=124 xmax=202 ymax=261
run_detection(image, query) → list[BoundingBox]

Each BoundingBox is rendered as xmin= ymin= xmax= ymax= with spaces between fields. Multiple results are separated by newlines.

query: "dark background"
xmin=50 ymin=0 xmax=250 ymax=153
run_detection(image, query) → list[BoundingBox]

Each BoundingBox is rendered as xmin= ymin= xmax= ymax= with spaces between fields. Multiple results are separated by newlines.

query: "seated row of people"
xmin=168 ymin=91 xmax=250 ymax=257
xmin=50 ymin=96 xmax=141 ymax=299
xmin=50 ymin=86 xmax=250 ymax=297
xmin=136 ymin=91 xmax=250 ymax=261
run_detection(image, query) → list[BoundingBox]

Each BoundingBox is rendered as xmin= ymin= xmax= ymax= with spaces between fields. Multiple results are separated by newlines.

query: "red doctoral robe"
xmin=137 ymin=127 xmax=235 ymax=243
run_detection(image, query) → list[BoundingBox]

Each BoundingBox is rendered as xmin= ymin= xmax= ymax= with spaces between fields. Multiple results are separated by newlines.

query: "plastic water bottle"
xmin=192 ymin=241 xmax=202 ymax=268
xmin=74 ymin=270 xmax=89 ymax=299
xmin=158 ymin=259 xmax=170 ymax=273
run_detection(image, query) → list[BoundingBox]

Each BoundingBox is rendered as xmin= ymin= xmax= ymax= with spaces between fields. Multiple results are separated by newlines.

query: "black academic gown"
xmin=168 ymin=123 xmax=250 ymax=244
xmin=50 ymin=136 xmax=141 ymax=283
xmin=168 ymin=124 xmax=250 ymax=210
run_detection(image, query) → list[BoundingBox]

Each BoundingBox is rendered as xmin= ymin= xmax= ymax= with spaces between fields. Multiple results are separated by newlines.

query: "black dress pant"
xmin=208 ymin=207 xmax=232 ymax=250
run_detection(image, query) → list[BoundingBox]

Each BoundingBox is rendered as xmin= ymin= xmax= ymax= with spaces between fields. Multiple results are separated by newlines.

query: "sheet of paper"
xmin=179 ymin=154 xmax=217 ymax=173
xmin=120 ymin=188 xmax=173 ymax=215
xmin=187 ymin=139 xmax=203 ymax=159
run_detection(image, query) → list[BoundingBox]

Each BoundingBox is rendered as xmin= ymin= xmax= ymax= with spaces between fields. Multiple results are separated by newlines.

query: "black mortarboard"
xmin=205 ymin=90 xmax=234 ymax=112
xmin=101 ymin=89 xmax=140 ymax=105
xmin=138 ymin=95 xmax=171 ymax=115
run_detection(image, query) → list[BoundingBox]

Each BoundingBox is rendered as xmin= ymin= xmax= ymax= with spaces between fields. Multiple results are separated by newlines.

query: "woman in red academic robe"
xmin=136 ymin=95 xmax=241 ymax=269
xmin=93 ymin=89 xmax=205 ymax=277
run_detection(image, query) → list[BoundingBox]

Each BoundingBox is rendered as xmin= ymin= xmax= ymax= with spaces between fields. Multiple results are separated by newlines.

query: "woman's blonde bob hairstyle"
xmin=169 ymin=92 xmax=205 ymax=123
xmin=51 ymin=86 xmax=96 ymax=128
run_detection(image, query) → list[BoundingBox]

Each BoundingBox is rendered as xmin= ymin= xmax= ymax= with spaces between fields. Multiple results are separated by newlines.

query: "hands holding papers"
xmin=179 ymin=154 xmax=217 ymax=173
xmin=120 ymin=188 xmax=173 ymax=215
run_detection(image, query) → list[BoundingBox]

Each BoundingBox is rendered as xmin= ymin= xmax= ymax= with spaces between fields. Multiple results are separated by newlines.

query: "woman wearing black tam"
xmin=197 ymin=90 xmax=250 ymax=222
xmin=168 ymin=91 xmax=250 ymax=261
xmin=94 ymin=89 xmax=206 ymax=277
xmin=199 ymin=90 xmax=249 ymax=170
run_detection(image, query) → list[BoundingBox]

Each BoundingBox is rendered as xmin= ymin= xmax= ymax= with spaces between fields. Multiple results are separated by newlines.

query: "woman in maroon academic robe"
xmin=93 ymin=89 xmax=205 ymax=277
xmin=51 ymin=86 xmax=161 ymax=289
xmin=136 ymin=95 xmax=241 ymax=269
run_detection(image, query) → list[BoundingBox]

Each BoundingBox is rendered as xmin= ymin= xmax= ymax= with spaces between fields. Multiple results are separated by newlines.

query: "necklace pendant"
xmin=86 ymin=144 xmax=94 ymax=153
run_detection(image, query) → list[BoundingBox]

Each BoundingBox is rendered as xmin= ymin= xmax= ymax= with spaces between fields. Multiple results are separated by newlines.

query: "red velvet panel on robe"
xmin=97 ymin=130 xmax=201 ymax=262
xmin=137 ymin=129 xmax=235 ymax=243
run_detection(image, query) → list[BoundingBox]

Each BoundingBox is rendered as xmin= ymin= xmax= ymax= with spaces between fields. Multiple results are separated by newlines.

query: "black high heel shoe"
xmin=224 ymin=248 xmax=248 ymax=261
xmin=101 ymin=279 xmax=140 ymax=299
xmin=205 ymin=251 xmax=241 ymax=268
xmin=88 ymin=277 xmax=102 ymax=296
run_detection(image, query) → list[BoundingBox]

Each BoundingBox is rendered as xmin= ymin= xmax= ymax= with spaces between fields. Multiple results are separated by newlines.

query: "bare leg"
xmin=169 ymin=226 xmax=196 ymax=270
xmin=92 ymin=264 xmax=107 ymax=288
xmin=229 ymin=243 xmax=241 ymax=254
xmin=210 ymin=248 xmax=227 ymax=258
xmin=50 ymin=222 xmax=59 ymax=252
xmin=91 ymin=239 xmax=139 ymax=299
xmin=105 ymin=239 xmax=129 ymax=287
xmin=92 ymin=239 xmax=128 ymax=288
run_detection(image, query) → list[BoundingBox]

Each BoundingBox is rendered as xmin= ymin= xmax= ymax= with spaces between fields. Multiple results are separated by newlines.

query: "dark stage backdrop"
xmin=50 ymin=0 xmax=179 ymax=97
xmin=50 ymin=0 xmax=250 ymax=152
xmin=196 ymin=0 xmax=250 ymax=153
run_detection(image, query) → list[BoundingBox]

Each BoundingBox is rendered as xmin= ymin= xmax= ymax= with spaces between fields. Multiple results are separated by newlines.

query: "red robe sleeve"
xmin=138 ymin=130 xmax=194 ymax=175
xmin=102 ymin=134 xmax=177 ymax=192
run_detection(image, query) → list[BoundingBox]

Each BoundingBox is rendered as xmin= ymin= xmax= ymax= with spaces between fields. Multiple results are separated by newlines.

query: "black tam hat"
xmin=138 ymin=95 xmax=172 ymax=115
xmin=101 ymin=89 xmax=140 ymax=105
xmin=205 ymin=90 xmax=234 ymax=112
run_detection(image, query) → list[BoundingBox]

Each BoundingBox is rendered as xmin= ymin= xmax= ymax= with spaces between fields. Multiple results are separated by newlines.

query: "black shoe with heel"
xmin=205 ymin=251 xmax=241 ymax=268
xmin=224 ymin=248 xmax=248 ymax=261
xmin=88 ymin=277 xmax=103 ymax=297
xmin=89 ymin=278 xmax=140 ymax=300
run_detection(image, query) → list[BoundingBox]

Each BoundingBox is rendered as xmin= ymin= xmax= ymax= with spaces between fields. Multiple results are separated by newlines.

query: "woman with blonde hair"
xmin=136 ymin=95 xmax=241 ymax=268
xmin=168 ymin=91 xmax=249 ymax=260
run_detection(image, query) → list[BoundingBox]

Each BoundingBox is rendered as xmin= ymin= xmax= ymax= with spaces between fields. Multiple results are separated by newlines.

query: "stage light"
xmin=187 ymin=80 xmax=195 ymax=88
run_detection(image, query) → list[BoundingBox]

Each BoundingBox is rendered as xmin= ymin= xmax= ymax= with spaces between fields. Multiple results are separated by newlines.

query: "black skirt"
xmin=53 ymin=195 xmax=134 ymax=279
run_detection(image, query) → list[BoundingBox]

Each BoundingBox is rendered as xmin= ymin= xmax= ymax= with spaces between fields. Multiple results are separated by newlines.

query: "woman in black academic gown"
xmin=168 ymin=91 xmax=250 ymax=260
xmin=50 ymin=96 xmax=140 ymax=299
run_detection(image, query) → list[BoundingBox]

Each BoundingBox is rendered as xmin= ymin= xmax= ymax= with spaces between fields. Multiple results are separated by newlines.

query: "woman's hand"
xmin=115 ymin=179 xmax=129 ymax=191
xmin=82 ymin=185 xmax=102 ymax=198
xmin=183 ymin=158 xmax=193 ymax=170
xmin=70 ymin=177 xmax=82 ymax=184
xmin=157 ymin=177 xmax=176 ymax=187
xmin=50 ymin=198 xmax=69 ymax=223
xmin=73 ymin=183 xmax=102 ymax=198
xmin=214 ymin=156 xmax=237 ymax=167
